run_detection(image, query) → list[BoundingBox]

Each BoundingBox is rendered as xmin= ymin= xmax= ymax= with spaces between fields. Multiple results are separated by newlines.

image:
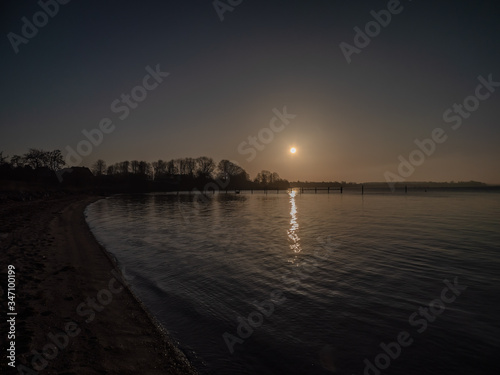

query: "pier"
xmin=187 ymin=184 xmax=413 ymax=195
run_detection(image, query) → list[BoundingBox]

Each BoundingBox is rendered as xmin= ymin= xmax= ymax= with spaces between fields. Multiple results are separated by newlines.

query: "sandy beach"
xmin=0 ymin=194 xmax=197 ymax=374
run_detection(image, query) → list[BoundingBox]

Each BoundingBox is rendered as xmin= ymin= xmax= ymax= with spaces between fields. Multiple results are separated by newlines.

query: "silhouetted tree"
xmin=271 ymin=172 xmax=280 ymax=184
xmin=119 ymin=161 xmax=130 ymax=174
xmin=254 ymin=170 xmax=289 ymax=188
xmin=92 ymin=159 xmax=107 ymax=176
xmin=255 ymin=170 xmax=272 ymax=185
xmin=138 ymin=161 xmax=152 ymax=178
xmin=20 ymin=149 xmax=64 ymax=171
xmin=217 ymin=160 xmax=249 ymax=188
xmin=1 ymin=149 xmax=292 ymax=192
xmin=217 ymin=160 xmax=243 ymax=179
xmin=47 ymin=150 xmax=65 ymax=171
xmin=165 ymin=159 xmax=177 ymax=176
xmin=196 ymin=156 xmax=215 ymax=178
xmin=152 ymin=159 xmax=167 ymax=180
xmin=177 ymin=157 xmax=196 ymax=176
xmin=106 ymin=164 xmax=115 ymax=175
xmin=185 ymin=158 xmax=196 ymax=176
xmin=24 ymin=148 xmax=49 ymax=169
xmin=130 ymin=160 xmax=140 ymax=174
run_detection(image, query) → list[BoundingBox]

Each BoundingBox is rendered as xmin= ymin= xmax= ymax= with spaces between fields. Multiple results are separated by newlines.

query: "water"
xmin=85 ymin=189 xmax=500 ymax=374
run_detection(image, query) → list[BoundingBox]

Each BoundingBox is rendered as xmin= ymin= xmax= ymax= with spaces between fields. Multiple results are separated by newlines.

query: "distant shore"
xmin=0 ymin=194 xmax=197 ymax=374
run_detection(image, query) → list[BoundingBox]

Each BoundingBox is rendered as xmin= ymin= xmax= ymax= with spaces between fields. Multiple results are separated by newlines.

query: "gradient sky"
xmin=1 ymin=0 xmax=499 ymax=183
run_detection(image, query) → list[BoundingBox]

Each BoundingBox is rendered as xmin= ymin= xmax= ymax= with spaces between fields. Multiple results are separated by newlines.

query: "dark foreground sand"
xmin=0 ymin=195 xmax=197 ymax=374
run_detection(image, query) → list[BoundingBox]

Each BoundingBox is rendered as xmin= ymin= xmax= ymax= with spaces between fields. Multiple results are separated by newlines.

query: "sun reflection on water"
xmin=287 ymin=189 xmax=301 ymax=254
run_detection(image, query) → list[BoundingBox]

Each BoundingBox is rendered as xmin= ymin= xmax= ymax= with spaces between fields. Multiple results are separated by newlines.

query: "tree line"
xmin=0 ymin=149 xmax=290 ymax=192
xmin=1 ymin=149 xmax=65 ymax=170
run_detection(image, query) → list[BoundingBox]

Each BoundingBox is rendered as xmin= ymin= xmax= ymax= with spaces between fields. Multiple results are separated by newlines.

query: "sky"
xmin=1 ymin=0 xmax=499 ymax=183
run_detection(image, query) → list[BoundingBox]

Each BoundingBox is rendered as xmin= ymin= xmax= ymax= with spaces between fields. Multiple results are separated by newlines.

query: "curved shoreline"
xmin=0 ymin=194 xmax=197 ymax=374
xmin=84 ymin=196 xmax=200 ymax=373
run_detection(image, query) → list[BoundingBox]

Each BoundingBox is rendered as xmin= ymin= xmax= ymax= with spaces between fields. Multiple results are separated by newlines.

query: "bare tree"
xmin=92 ymin=159 xmax=107 ymax=176
xmin=24 ymin=148 xmax=49 ymax=169
xmin=196 ymin=156 xmax=215 ymax=178
xmin=47 ymin=150 xmax=65 ymax=171
xmin=138 ymin=161 xmax=152 ymax=178
xmin=254 ymin=170 xmax=285 ymax=187
xmin=177 ymin=158 xmax=190 ymax=175
xmin=217 ymin=160 xmax=246 ymax=181
xmin=165 ymin=159 xmax=178 ymax=176
xmin=271 ymin=172 xmax=281 ymax=184
xmin=152 ymin=159 xmax=167 ymax=180
xmin=106 ymin=164 xmax=115 ymax=175
xmin=184 ymin=157 xmax=196 ymax=176
xmin=119 ymin=161 xmax=130 ymax=174
xmin=130 ymin=160 xmax=140 ymax=174
xmin=255 ymin=170 xmax=272 ymax=185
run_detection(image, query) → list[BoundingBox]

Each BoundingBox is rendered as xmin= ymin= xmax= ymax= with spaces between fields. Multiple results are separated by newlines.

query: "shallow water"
xmin=85 ymin=189 xmax=500 ymax=374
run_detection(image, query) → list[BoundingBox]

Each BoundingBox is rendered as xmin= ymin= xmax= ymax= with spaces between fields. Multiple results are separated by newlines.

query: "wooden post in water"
xmin=340 ymin=186 xmax=343 ymax=194
xmin=362 ymin=184 xmax=364 ymax=195
xmin=328 ymin=187 xmax=330 ymax=194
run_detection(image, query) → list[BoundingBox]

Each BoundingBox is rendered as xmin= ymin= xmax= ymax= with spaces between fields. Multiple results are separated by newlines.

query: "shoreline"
xmin=0 ymin=194 xmax=197 ymax=374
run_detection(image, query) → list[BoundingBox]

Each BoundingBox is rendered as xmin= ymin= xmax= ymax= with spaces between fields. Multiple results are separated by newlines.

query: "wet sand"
xmin=0 ymin=194 xmax=197 ymax=374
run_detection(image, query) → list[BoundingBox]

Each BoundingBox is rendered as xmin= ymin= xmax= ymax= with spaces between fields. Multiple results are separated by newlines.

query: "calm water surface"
xmin=85 ymin=190 xmax=500 ymax=374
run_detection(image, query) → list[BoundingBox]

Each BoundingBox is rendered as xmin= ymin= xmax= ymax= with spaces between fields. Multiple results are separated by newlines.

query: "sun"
xmin=290 ymin=147 xmax=297 ymax=154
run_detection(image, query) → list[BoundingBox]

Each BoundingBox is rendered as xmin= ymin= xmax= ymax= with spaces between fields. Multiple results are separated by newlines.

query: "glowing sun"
xmin=290 ymin=147 xmax=297 ymax=154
